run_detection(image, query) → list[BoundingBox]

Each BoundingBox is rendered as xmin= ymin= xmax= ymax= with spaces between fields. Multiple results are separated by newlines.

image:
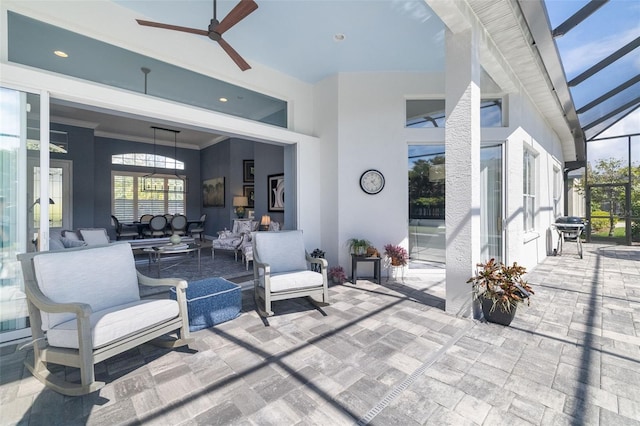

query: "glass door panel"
xmin=408 ymin=144 xmax=504 ymax=264
xmin=0 ymin=87 xmax=35 ymax=342
xmin=408 ymin=145 xmax=445 ymax=263
xmin=480 ymin=145 xmax=503 ymax=262
xmin=30 ymin=160 xmax=72 ymax=239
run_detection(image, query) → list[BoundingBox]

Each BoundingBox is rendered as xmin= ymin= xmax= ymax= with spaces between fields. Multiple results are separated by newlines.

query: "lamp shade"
xmin=233 ymin=196 xmax=248 ymax=207
xmin=260 ymin=215 xmax=271 ymax=226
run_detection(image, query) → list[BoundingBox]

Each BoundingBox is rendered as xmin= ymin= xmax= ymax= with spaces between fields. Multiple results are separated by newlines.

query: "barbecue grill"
xmin=552 ymin=216 xmax=587 ymax=259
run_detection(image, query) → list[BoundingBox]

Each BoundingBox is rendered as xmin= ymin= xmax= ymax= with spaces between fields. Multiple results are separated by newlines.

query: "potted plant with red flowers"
xmin=383 ymin=244 xmax=409 ymax=267
xmin=467 ymin=258 xmax=534 ymax=326
xmin=328 ymin=266 xmax=347 ymax=284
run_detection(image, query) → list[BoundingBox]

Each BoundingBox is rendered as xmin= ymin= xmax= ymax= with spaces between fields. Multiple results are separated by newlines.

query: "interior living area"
xmin=1 ymin=0 xmax=638 ymax=423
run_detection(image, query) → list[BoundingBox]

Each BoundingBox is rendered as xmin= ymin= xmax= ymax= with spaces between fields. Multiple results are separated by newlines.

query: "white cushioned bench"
xmin=18 ymin=242 xmax=192 ymax=396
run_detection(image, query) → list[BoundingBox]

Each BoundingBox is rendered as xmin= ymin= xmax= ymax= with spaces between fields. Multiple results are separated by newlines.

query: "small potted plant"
xmin=467 ymin=258 xmax=534 ymax=326
xmin=383 ymin=244 xmax=409 ymax=266
xmin=346 ymin=238 xmax=371 ymax=256
xmin=328 ymin=266 xmax=347 ymax=284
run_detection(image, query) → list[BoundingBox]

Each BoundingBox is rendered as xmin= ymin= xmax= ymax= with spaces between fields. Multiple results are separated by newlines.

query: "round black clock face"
xmin=360 ymin=169 xmax=385 ymax=194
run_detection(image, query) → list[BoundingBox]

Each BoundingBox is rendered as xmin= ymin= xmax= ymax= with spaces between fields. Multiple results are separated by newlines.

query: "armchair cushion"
xmin=32 ymin=243 xmax=140 ymax=330
xmin=253 ymin=230 xmax=307 ymax=273
xmin=47 ymin=299 xmax=179 ymax=349
xmin=260 ymin=270 xmax=324 ymax=293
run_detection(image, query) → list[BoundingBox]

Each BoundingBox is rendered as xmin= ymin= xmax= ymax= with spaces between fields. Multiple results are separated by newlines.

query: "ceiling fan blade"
xmin=215 ymin=0 xmax=258 ymax=35
xmin=217 ymin=37 xmax=251 ymax=71
xmin=136 ymin=19 xmax=208 ymax=37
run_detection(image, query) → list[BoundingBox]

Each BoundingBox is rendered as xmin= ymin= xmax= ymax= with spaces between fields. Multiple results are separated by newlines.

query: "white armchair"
xmin=212 ymin=219 xmax=257 ymax=261
xmin=17 ymin=243 xmax=191 ymax=396
xmin=252 ymin=230 xmax=328 ymax=316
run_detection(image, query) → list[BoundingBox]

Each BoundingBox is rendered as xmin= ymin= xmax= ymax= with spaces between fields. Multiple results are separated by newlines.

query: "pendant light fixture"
xmin=141 ymin=126 xmax=188 ymax=194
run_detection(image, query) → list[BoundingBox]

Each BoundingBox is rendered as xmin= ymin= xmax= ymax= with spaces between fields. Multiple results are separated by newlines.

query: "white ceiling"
xmin=114 ymin=0 xmax=445 ymax=83
xmin=46 ymin=0 xmax=445 ymax=148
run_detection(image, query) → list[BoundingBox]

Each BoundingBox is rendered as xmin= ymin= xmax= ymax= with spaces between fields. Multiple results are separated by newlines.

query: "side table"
xmin=351 ymin=254 xmax=381 ymax=284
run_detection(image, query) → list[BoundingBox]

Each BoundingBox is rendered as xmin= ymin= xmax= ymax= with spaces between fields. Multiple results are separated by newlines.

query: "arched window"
xmin=111 ymin=153 xmax=184 ymax=170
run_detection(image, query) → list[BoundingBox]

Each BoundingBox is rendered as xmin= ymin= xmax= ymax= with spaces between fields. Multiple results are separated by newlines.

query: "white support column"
xmin=444 ymin=27 xmax=482 ymax=317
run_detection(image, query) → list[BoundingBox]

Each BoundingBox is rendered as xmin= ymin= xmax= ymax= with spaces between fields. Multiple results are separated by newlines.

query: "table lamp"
xmin=233 ymin=196 xmax=248 ymax=218
xmin=260 ymin=215 xmax=271 ymax=231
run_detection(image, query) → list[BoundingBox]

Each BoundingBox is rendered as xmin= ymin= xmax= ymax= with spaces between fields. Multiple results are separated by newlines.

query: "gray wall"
xmin=50 ymin=123 xmax=95 ymax=229
xmin=201 ymin=139 xmax=284 ymax=236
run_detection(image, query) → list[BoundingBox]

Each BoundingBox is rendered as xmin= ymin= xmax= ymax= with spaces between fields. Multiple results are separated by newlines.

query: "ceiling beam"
xmin=568 ymin=37 xmax=640 ymax=87
xmin=552 ymin=0 xmax=609 ymax=38
xmin=576 ymin=74 xmax=640 ymax=114
xmin=582 ymin=96 xmax=640 ymax=132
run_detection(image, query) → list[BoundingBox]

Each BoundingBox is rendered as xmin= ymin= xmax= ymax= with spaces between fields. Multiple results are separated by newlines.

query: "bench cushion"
xmin=33 ymin=243 xmax=140 ymax=330
xmin=47 ymin=299 xmax=179 ymax=349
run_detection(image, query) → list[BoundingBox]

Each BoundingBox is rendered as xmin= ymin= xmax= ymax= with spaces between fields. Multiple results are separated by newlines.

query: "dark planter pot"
xmin=481 ymin=297 xmax=517 ymax=326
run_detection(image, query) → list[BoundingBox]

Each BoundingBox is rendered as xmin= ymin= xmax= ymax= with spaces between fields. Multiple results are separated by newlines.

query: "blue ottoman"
xmin=170 ymin=277 xmax=241 ymax=331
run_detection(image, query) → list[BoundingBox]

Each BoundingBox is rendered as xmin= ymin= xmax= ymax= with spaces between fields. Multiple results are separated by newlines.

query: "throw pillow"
xmin=61 ymin=230 xmax=80 ymax=241
xmin=268 ymin=221 xmax=281 ymax=231
xmin=61 ymin=237 xmax=87 ymax=248
xmin=49 ymin=238 xmax=65 ymax=250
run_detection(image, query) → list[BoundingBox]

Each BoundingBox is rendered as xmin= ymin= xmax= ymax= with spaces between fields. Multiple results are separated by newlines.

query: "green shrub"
xmin=590 ymin=210 xmax=616 ymax=232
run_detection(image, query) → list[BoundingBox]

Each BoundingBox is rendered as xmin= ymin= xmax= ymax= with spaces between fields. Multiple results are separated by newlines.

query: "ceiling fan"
xmin=136 ymin=0 xmax=258 ymax=71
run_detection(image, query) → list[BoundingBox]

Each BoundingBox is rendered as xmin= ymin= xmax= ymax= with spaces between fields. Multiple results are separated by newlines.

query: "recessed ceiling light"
xmin=54 ymin=50 xmax=68 ymax=58
xmin=333 ymin=33 xmax=346 ymax=42
xmin=219 ymin=97 xmax=228 ymax=102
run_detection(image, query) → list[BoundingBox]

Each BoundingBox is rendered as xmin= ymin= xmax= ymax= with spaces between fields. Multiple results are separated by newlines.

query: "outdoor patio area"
xmin=1 ymin=243 xmax=639 ymax=425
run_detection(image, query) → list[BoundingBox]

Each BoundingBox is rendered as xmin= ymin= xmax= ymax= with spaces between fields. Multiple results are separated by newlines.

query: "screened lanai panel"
xmin=584 ymin=105 xmax=639 ymax=141
xmin=571 ymin=53 xmax=639 ymax=113
xmin=544 ymin=0 xmax=640 ymax=140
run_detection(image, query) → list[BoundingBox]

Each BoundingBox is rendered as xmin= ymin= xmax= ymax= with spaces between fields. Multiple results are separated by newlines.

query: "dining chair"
xmin=188 ymin=214 xmax=206 ymax=241
xmin=169 ymin=214 xmax=188 ymax=236
xmin=143 ymin=215 xmax=167 ymax=238
xmin=111 ymin=215 xmax=139 ymax=240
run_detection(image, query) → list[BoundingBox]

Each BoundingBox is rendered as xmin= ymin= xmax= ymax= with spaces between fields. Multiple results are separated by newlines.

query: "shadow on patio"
xmin=2 ymin=244 xmax=639 ymax=425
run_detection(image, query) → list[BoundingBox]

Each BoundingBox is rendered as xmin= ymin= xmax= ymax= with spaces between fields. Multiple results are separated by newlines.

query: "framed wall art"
xmin=243 ymin=160 xmax=254 ymax=182
xmin=202 ymin=177 xmax=225 ymax=207
xmin=268 ymin=173 xmax=284 ymax=212
xmin=243 ymin=185 xmax=255 ymax=208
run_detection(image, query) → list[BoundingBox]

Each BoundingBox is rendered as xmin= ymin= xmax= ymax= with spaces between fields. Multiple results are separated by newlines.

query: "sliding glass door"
xmin=408 ymin=143 xmax=504 ymax=264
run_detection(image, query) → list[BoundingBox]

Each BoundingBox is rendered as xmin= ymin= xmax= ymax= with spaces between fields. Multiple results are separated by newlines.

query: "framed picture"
xmin=268 ymin=173 xmax=284 ymax=212
xmin=243 ymin=160 xmax=254 ymax=182
xmin=243 ymin=185 xmax=255 ymax=208
xmin=202 ymin=177 xmax=225 ymax=207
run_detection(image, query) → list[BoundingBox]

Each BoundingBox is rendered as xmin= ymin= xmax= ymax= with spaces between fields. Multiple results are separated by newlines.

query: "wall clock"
xmin=360 ymin=169 xmax=385 ymax=194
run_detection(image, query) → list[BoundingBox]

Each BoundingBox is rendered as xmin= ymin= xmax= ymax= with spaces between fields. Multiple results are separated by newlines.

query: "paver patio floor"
xmin=1 ymin=243 xmax=638 ymax=425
